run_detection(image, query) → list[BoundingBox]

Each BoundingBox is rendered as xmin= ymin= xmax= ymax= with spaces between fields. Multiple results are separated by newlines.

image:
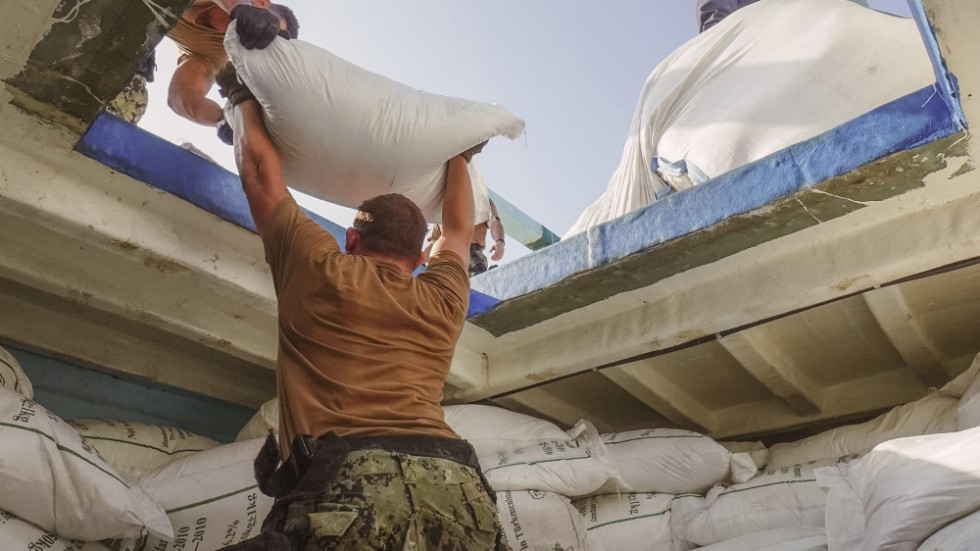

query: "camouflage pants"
xmin=106 ymin=74 xmax=149 ymax=124
xmin=281 ymin=450 xmax=499 ymax=550
xmin=469 ymin=243 xmax=488 ymax=277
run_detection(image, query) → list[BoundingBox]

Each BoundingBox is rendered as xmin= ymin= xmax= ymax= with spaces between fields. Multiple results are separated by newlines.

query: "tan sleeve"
xmin=419 ymin=251 xmax=470 ymax=313
xmin=168 ymin=6 xmax=230 ymax=73
xmin=262 ymin=198 xmax=341 ymax=295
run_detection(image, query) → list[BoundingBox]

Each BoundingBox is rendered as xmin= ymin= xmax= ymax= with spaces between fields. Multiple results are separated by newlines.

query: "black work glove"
xmin=230 ymin=4 xmax=281 ymax=50
xmin=216 ymin=120 xmax=234 ymax=146
xmin=215 ymin=62 xmax=256 ymax=107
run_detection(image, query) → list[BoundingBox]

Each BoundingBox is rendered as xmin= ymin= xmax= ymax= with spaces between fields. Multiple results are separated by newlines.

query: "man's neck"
xmin=356 ymin=251 xmax=416 ymax=274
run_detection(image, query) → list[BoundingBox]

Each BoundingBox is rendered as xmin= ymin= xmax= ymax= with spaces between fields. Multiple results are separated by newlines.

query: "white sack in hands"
xmin=956 ymin=352 xmax=980 ymax=430
xmin=566 ymin=0 xmax=934 ymax=236
xmin=767 ymin=391 xmax=958 ymax=469
xmin=0 ymin=509 xmax=112 ymax=551
xmin=573 ymin=492 xmax=690 ymax=551
xmin=444 ymin=404 xmax=569 ymax=457
xmin=139 ymin=439 xmax=273 ymax=551
xmin=693 ymin=527 xmax=828 ymax=551
xmin=225 ymin=28 xmax=524 ymax=223
xmin=480 ymin=420 xmax=617 ymax=497
xmin=0 ymin=387 xmax=171 ymax=541
xmin=851 ymin=426 xmax=980 ymax=551
xmin=69 ymin=419 xmax=220 ymax=483
xmin=600 ymin=428 xmax=755 ymax=495
xmin=0 ymin=345 xmax=32 ymax=398
xmin=680 ymin=462 xmax=827 ymax=547
xmin=720 ymin=440 xmax=769 ymax=470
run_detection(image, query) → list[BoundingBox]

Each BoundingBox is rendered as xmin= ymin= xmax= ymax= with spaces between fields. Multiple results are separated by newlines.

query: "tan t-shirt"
xmin=263 ymin=198 xmax=469 ymax=452
xmin=168 ymin=0 xmax=229 ymax=73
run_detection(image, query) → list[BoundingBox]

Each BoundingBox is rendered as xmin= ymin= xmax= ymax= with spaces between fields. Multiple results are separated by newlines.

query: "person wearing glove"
xmin=164 ymin=0 xmax=298 ymax=139
xmin=217 ymin=65 xmax=504 ymax=551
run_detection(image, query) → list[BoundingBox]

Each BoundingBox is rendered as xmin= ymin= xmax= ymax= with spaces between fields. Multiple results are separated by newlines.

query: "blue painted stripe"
xmin=75 ymin=113 xmax=348 ymax=248
xmin=907 ymin=0 xmax=967 ymax=129
xmin=470 ymin=84 xmax=960 ymax=307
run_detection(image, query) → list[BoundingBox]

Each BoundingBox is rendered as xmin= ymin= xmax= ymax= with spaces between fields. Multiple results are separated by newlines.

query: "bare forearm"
xmin=232 ymin=100 xmax=289 ymax=233
xmin=441 ymin=156 xmax=475 ymax=237
xmin=489 ymin=219 xmax=505 ymax=243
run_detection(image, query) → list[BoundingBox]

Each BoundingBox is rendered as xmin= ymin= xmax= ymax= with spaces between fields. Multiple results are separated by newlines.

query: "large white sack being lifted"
xmin=225 ymin=28 xmax=524 ymax=223
xmin=0 ymin=344 xmax=32 ymax=398
xmin=566 ymin=0 xmax=934 ymax=236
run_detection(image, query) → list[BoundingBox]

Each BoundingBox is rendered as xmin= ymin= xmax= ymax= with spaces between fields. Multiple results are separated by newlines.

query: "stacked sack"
xmin=675 ymin=352 xmax=980 ymax=550
xmin=0 ymin=346 xmax=173 ymax=550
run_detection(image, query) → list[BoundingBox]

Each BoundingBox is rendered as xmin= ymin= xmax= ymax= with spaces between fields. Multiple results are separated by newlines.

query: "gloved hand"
xmin=215 ymin=62 xmax=255 ymax=107
xmin=216 ymin=120 xmax=234 ymax=146
xmin=230 ymin=5 xmax=281 ymax=50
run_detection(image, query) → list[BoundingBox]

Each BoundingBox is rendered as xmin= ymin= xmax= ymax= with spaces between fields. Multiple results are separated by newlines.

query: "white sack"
xmin=573 ymin=492 xmax=686 ymax=551
xmin=957 ymin=353 xmax=980 ymax=431
xmin=768 ymin=391 xmax=958 ymax=469
xmin=0 ymin=387 xmax=171 ymax=541
xmin=481 ymin=420 xmax=616 ymax=497
xmin=235 ymin=398 xmax=278 ymax=442
xmin=226 ymin=29 xmax=523 ymax=224
xmin=851 ymin=427 xmax=980 ymax=551
xmin=69 ymin=419 xmax=220 ymax=483
xmin=720 ymin=440 xmax=769 ymax=470
xmin=681 ymin=462 xmax=826 ymax=547
xmin=444 ymin=404 xmax=569 ymax=457
xmin=694 ymin=527 xmax=828 ymax=551
xmin=599 ymin=428 xmax=750 ymax=494
xmin=139 ymin=439 xmax=273 ymax=551
xmin=566 ymin=0 xmax=934 ymax=236
xmin=814 ymin=460 xmax=864 ymax=551
xmin=917 ymin=508 xmax=980 ymax=551
xmin=496 ymin=490 xmax=590 ymax=551
xmin=669 ymin=494 xmax=705 ymax=551
xmin=0 ymin=509 xmax=112 ymax=551
xmin=0 ymin=345 xmax=32 ymax=398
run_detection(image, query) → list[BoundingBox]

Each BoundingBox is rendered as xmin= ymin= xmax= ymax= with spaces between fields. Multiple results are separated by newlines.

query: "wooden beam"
xmin=863 ymin=286 xmax=949 ymax=388
xmin=602 ymin=362 xmax=714 ymax=433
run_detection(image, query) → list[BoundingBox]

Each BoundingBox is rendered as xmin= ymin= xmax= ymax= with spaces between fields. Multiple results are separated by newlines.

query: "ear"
xmin=345 ymin=227 xmax=359 ymax=254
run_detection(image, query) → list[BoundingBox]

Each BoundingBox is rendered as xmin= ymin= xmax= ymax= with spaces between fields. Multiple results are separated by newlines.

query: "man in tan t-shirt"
xmin=220 ymin=71 xmax=502 ymax=550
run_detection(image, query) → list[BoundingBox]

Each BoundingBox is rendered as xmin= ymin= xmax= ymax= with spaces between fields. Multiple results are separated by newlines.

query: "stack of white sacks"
xmin=5 ymin=343 xmax=980 ymax=551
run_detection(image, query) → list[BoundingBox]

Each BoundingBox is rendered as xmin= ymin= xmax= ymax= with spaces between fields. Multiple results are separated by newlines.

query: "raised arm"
xmin=429 ymin=156 xmax=475 ymax=266
xmin=168 ymin=57 xmax=223 ymax=126
xmin=231 ymin=100 xmax=291 ymax=236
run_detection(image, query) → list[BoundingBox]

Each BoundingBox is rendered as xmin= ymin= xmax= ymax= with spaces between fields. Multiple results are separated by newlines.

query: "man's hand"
xmin=230 ymin=5 xmax=281 ymax=50
xmin=460 ymin=140 xmax=488 ymax=163
xmin=489 ymin=239 xmax=505 ymax=262
xmin=215 ymin=63 xmax=255 ymax=106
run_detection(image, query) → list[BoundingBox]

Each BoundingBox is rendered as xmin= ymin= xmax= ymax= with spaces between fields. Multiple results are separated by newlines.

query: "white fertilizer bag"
xmin=600 ymin=429 xmax=753 ymax=494
xmin=496 ymin=490 xmax=590 ymax=551
xmin=69 ymin=419 xmax=220 ymax=483
xmin=917 ymin=508 xmax=980 ymax=551
xmin=0 ymin=509 xmax=112 ymax=551
xmin=235 ymin=398 xmax=278 ymax=441
xmin=481 ymin=420 xmax=616 ymax=497
xmin=680 ymin=462 xmax=827 ymax=547
xmin=566 ymin=0 xmax=934 ymax=236
xmin=768 ymin=391 xmax=958 ymax=469
xmin=851 ymin=426 xmax=980 ymax=551
xmin=139 ymin=438 xmax=273 ymax=551
xmin=720 ymin=440 xmax=769 ymax=470
xmin=444 ymin=404 xmax=569 ymax=457
xmin=694 ymin=527 xmax=828 ymax=551
xmin=0 ymin=345 xmax=32 ymax=398
xmin=0 ymin=387 xmax=171 ymax=542
xmin=572 ymin=492 xmax=685 ymax=551
xmin=814 ymin=460 xmax=864 ymax=551
xmin=225 ymin=29 xmax=524 ymax=224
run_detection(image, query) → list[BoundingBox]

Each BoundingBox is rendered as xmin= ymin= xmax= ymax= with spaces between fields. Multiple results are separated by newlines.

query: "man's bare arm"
xmin=168 ymin=57 xmax=223 ymax=126
xmin=232 ymin=100 xmax=290 ymax=236
xmin=429 ymin=157 xmax=475 ymax=265
xmin=487 ymin=200 xmax=506 ymax=262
